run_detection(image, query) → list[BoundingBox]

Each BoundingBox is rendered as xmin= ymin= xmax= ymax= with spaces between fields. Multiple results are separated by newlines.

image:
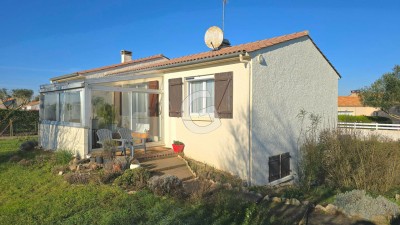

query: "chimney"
xmin=121 ymin=50 xmax=132 ymax=63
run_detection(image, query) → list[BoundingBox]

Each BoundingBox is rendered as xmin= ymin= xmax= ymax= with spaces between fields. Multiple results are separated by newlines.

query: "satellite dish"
xmin=204 ymin=26 xmax=224 ymax=50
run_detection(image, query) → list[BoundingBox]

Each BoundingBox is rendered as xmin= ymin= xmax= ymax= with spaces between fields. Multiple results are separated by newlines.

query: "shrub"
xmin=100 ymin=171 xmax=122 ymax=184
xmin=8 ymin=154 xmax=22 ymax=163
xmin=147 ymin=174 xmax=183 ymax=197
xmin=338 ymin=115 xmax=392 ymax=124
xmin=114 ymin=168 xmax=150 ymax=190
xmin=299 ymin=129 xmax=400 ymax=193
xmin=54 ymin=150 xmax=73 ymax=165
xmin=64 ymin=173 xmax=90 ymax=185
xmin=334 ymin=190 xmax=399 ymax=220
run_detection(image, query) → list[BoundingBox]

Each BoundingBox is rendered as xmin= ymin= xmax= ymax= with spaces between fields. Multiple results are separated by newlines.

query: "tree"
xmin=360 ymin=65 xmax=400 ymax=120
xmin=0 ymin=88 xmax=33 ymax=110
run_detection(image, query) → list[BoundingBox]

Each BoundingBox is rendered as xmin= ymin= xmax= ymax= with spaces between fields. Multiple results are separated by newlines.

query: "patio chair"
xmin=96 ymin=129 xmax=126 ymax=156
xmin=118 ymin=127 xmax=147 ymax=157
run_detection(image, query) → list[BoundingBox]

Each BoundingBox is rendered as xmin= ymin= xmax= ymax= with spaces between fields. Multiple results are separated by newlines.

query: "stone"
xmin=89 ymin=163 xmax=98 ymax=170
xmin=272 ymin=197 xmax=282 ymax=203
xmin=315 ymin=204 xmax=325 ymax=211
xmin=290 ymin=198 xmax=301 ymax=206
xmin=325 ymin=204 xmax=337 ymax=215
xmin=127 ymin=191 xmax=137 ymax=195
xmin=58 ymin=171 xmax=64 ymax=175
xmin=285 ymin=198 xmax=291 ymax=205
xmin=223 ymin=183 xmax=232 ymax=190
xmin=69 ymin=164 xmax=77 ymax=171
xmin=395 ymin=194 xmax=400 ymax=201
xmin=263 ymin=195 xmax=270 ymax=201
xmin=302 ymin=200 xmax=310 ymax=205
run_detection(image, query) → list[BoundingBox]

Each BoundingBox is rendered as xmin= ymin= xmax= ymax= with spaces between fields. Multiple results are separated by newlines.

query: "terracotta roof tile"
xmin=124 ymin=31 xmax=311 ymax=72
xmin=76 ymin=54 xmax=168 ymax=75
xmin=338 ymin=96 xmax=363 ymax=107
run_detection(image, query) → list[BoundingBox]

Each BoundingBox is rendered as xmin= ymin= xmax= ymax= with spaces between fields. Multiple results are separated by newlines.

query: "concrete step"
xmin=160 ymin=166 xmax=195 ymax=181
xmin=140 ymin=156 xmax=187 ymax=172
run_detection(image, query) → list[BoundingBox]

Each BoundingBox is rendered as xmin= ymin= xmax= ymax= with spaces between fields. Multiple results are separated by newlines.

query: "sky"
xmin=0 ymin=0 xmax=399 ymax=96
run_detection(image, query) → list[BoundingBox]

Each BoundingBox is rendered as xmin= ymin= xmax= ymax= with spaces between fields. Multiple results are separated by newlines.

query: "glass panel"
xmin=59 ymin=91 xmax=81 ymax=123
xmin=190 ymin=81 xmax=203 ymax=114
xmin=206 ymin=80 xmax=214 ymax=113
xmin=92 ymin=91 xmax=116 ymax=130
xmin=43 ymin=92 xmax=57 ymax=121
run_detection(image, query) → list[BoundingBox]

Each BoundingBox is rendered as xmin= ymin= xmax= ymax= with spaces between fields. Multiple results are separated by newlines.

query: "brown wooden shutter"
xmin=281 ymin=153 xmax=291 ymax=178
xmin=214 ymin=72 xmax=233 ymax=118
xmin=268 ymin=155 xmax=281 ymax=182
xmin=148 ymin=81 xmax=159 ymax=117
xmin=169 ymin=78 xmax=182 ymax=117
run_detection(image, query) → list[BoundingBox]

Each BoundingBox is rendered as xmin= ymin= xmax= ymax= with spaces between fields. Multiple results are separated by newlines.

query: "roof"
xmin=26 ymin=101 xmax=39 ymax=106
xmin=76 ymin=54 xmax=168 ymax=75
xmin=52 ymin=30 xmax=341 ymax=81
xmin=338 ymin=96 xmax=363 ymax=107
xmin=127 ymin=31 xmax=312 ymax=72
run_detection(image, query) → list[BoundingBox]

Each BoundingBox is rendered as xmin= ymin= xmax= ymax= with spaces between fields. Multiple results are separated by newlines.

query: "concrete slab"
xmin=140 ymin=157 xmax=186 ymax=172
xmin=161 ymin=167 xmax=194 ymax=181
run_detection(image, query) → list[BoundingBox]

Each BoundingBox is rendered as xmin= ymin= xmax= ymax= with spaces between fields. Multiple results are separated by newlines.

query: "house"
xmin=39 ymin=30 xmax=339 ymax=185
xmin=0 ymin=98 xmax=16 ymax=109
xmin=23 ymin=101 xmax=40 ymax=111
xmin=338 ymin=90 xmax=400 ymax=121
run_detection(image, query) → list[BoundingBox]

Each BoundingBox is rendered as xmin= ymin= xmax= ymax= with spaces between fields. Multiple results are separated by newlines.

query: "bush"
xmin=147 ymin=174 xmax=183 ymax=197
xmin=54 ymin=150 xmax=73 ymax=165
xmin=19 ymin=140 xmax=38 ymax=151
xmin=100 ymin=171 xmax=122 ymax=184
xmin=114 ymin=168 xmax=150 ymax=190
xmin=334 ymin=190 xmax=399 ymax=220
xmin=338 ymin=115 xmax=392 ymax=124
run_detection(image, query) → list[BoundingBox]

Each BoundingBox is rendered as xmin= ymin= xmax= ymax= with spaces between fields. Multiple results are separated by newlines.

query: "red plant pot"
xmin=172 ymin=144 xmax=185 ymax=153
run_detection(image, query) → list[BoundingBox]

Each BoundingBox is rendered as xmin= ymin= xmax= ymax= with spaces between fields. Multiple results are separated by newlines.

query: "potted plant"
xmin=172 ymin=140 xmax=185 ymax=153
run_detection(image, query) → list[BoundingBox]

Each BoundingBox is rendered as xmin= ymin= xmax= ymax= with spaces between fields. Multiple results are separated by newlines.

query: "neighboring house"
xmin=23 ymin=101 xmax=40 ymax=111
xmin=338 ymin=91 xmax=399 ymax=121
xmin=39 ymin=31 xmax=339 ymax=185
xmin=0 ymin=98 xmax=16 ymax=109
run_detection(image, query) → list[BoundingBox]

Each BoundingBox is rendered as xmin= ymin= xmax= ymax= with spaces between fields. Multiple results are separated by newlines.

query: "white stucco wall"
xmin=39 ymin=124 xmax=88 ymax=158
xmin=162 ymin=60 xmax=251 ymax=181
xmin=250 ymin=36 xmax=339 ymax=185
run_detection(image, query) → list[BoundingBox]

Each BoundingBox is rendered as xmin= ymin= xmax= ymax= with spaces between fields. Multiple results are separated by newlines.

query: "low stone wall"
xmin=39 ymin=123 xmax=89 ymax=158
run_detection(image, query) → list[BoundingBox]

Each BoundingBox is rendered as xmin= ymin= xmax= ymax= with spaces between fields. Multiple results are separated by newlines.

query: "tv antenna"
xmin=222 ymin=0 xmax=228 ymax=31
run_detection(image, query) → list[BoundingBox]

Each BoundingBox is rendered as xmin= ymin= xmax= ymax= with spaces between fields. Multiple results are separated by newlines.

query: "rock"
xmin=302 ymin=200 xmax=310 ymax=205
xmin=19 ymin=141 xmax=35 ymax=151
xmin=76 ymin=165 xmax=81 ymax=171
xmin=272 ymin=197 xmax=282 ymax=203
xmin=315 ymin=204 xmax=325 ymax=211
xmin=285 ymin=198 xmax=291 ymax=205
xmin=127 ymin=191 xmax=137 ymax=195
xmin=325 ymin=204 xmax=337 ymax=215
xmin=395 ymin=194 xmax=400 ymax=201
xmin=89 ymin=162 xmax=98 ymax=170
xmin=223 ymin=183 xmax=232 ymax=190
xmin=290 ymin=198 xmax=301 ymax=206
xmin=371 ymin=215 xmax=390 ymax=225
xmin=263 ymin=195 xmax=270 ymax=201
xmin=58 ymin=171 xmax=64 ymax=175
xmin=69 ymin=164 xmax=77 ymax=171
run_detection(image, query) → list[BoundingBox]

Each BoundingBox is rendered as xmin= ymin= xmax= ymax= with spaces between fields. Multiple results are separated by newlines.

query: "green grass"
xmin=0 ymin=138 xmax=305 ymax=225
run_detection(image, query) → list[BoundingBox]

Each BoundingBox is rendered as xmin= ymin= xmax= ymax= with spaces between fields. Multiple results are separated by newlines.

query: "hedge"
xmin=0 ymin=109 xmax=39 ymax=135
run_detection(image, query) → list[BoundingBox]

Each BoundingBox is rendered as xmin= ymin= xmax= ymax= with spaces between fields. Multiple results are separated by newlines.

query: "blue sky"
xmin=0 ymin=0 xmax=399 ymax=96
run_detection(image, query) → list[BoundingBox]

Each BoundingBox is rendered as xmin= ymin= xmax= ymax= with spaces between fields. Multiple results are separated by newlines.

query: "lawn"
xmin=0 ymin=137 xmax=297 ymax=225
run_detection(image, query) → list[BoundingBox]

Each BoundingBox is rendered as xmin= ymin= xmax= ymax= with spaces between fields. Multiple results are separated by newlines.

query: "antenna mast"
xmin=222 ymin=0 xmax=227 ymax=32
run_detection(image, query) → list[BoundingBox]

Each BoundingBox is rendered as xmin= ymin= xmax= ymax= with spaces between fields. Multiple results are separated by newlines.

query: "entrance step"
xmin=140 ymin=156 xmax=187 ymax=172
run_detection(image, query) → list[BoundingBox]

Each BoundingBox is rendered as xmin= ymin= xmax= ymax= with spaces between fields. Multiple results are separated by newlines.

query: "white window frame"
xmin=186 ymin=75 xmax=215 ymax=117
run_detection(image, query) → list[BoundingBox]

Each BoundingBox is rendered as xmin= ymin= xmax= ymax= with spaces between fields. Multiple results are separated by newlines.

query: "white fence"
xmin=338 ymin=122 xmax=400 ymax=131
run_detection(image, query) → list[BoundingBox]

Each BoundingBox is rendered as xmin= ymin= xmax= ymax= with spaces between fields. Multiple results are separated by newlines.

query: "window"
xmin=189 ymin=78 xmax=214 ymax=115
xmin=59 ymin=91 xmax=81 ymax=123
xmin=43 ymin=92 xmax=58 ymax=121
xmin=41 ymin=90 xmax=83 ymax=124
xmin=268 ymin=152 xmax=291 ymax=182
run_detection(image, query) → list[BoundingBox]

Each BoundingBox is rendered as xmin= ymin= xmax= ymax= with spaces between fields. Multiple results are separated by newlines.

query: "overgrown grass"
xmin=0 ymin=138 xmax=303 ymax=224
